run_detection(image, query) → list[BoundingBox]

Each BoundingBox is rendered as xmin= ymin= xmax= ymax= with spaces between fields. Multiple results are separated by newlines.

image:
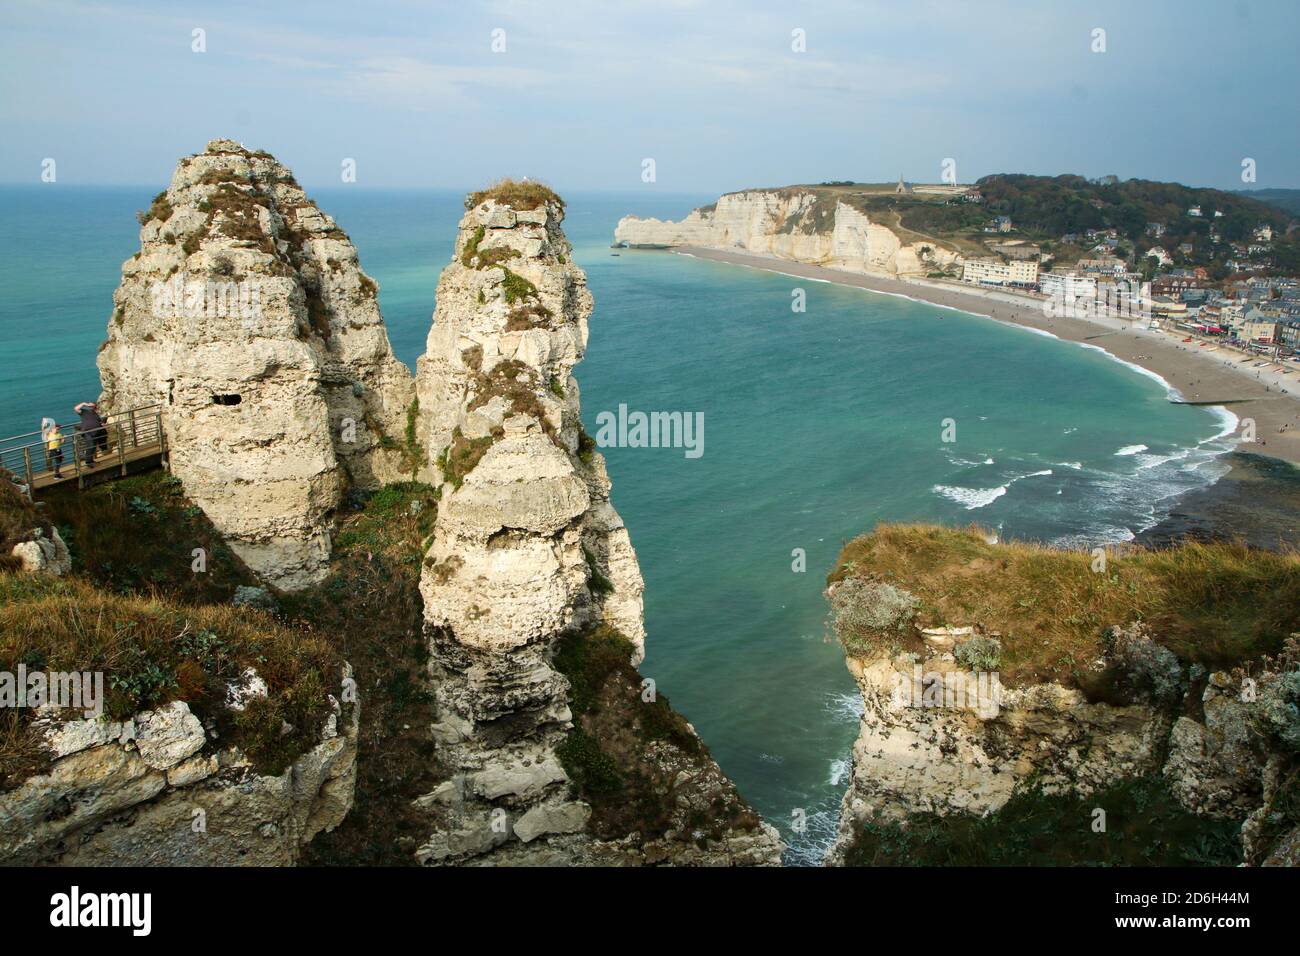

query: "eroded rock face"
xmin=97 ymin=140 xmax=414 ymax=589
xmin=415 ymin=194 xmax=644 ymax=663
xmin=613 ymin=190 xmax=959 ymax=276
xmin=825 ymin=573 xmax=1299 ymax=866
xmin=0 ymin=695 xmax=358 ymax=866
xmin=412 ymin=191 xmax=779 ymax=866
xmin=825 ymin=646 xmax=1170 ymax=864
xmin=1163 ymin=673 xmax=1269 ymax=817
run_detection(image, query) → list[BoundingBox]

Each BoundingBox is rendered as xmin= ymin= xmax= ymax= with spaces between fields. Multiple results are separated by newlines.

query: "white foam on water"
xmin=1051 ymin=526 xmax=1136 ymax=548
xmin=1202 ymin=405 xmax=1240 ymax=442
xmin=824 ymin=691 xmax=864 ymax=723
xmin=932 ymin=469 xmax=1053 ymax=511
xmin=933 ymin=483 xmax=1007 ymax=509
xmin=1115 ymin=444 xmax=1149 ymax=456
xmin=945 ymin=452 xmax=996 ymax=467
xmin=828 ymin=758 xmax=851 ymax=787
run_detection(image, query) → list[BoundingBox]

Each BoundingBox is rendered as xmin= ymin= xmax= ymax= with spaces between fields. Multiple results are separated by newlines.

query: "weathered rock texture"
xmin=614 ymin=189 xmax=959 ymax=276
xmin=832 ymin=649 xmax=1168 ymax=836
xmin=10 ymin=527 xmax=72 ymax=576
xmin=416 ymin=193 xmax=644 ymax=657
xmin=97 ymin=140 xmax=414 ymax=589
xmin=0 ymin=695 xmax=358 ymax=865
xmin=1 ymin=475 xmax=71 ymax=575
xmin=412 ymin=189 xmax=780 ymax=865
xmin=825 ymin=575 xmax=1300 ymax=866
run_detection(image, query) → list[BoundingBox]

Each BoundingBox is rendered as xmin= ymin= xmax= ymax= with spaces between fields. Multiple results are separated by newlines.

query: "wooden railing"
xmin=0 ymin=403 xmax=167 ymax=496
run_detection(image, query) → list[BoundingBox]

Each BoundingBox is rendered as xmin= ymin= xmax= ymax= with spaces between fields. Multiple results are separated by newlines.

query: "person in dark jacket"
xmin=73 ymin=401 xmax=108 ymax=466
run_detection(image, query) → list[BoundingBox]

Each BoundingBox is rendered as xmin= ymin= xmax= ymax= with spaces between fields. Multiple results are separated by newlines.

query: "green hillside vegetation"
xmin=0 ymin=573 xmax=344 ymax=787
xmin=1238 ymin=188 xmax=1300 ymax=217
xmin=721 ymin=174 xmax=1300 ymax=277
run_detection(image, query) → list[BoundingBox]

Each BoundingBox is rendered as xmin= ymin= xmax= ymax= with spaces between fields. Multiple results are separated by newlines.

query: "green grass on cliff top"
xmin=0 ymin=573 xmax=344 ymax=788
xmin=830 ymin=523 xmax=1300 ymax=686
xmin=466 ymin=178 xmax=565 ymax=212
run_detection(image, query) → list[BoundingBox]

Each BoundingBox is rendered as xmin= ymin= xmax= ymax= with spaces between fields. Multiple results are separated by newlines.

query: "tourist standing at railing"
xmin=41 ymin=418 xmax=64 ymax=478
xmin=73 ymin=401 xmax=108 ymax=466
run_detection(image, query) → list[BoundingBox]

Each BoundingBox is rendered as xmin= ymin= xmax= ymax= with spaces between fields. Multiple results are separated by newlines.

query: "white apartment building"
xmin=962 ymin=257 xmax=1039 ymax=286
xmin=1040 ymin=271 xmax=1097 ymax=300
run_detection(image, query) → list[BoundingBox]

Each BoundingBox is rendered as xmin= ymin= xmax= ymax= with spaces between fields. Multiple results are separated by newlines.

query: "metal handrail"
xmin=0 ymin=403 xmax=165 ymax=494
xmin=0 ymin=402 xmax=161 ymax=448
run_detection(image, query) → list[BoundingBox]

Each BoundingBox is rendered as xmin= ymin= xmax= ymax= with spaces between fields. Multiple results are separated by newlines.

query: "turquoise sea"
xmin=0 ymin=185 xmax=1234 ymax=863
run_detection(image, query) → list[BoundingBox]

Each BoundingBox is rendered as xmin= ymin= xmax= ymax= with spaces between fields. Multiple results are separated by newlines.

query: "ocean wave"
xmin=824 ymin=691 xmax=864 ymax=723
xmin=1202 ymin=405 xmax=1240 ymax=442
xmin=1115 ymin=444 xmax=1148 ymax=456
xmin=782 ymin=804 xmax=844 ymax=868
xmin=1051 ymin=526 xmax=1136 ymax=548
xmin=933 ymin=483 xmax=1007 ymax=509
xmin=828 ymin=758 xmax=851 ymax=787
xmin=945 ymin=453 xmax=996 ymax=467
xmin=933 ymin=469 xmax=1052 ymax=510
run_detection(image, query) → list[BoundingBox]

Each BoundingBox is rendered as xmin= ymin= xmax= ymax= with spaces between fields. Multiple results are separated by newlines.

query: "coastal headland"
xmin=675 ymin=245 xmax=1300 ymax=468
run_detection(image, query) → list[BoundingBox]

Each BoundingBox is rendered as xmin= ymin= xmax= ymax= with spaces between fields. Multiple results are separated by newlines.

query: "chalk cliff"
xmin=824 ymin=527 xmax=1300 ymax=867
xmin=614 ymin=189 xmax=959 ymax=276
xmin=0 ymin=695 xmax=357 ymax=866
xmin=411 ymin=185 xmax=781 ymax=865
xmin=97 ymin=140 xmax=414 ymax=590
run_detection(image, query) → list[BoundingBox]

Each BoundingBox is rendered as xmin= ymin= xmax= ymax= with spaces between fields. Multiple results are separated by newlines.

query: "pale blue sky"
xmin=2 ymin=0 xmax=1297 ymax=193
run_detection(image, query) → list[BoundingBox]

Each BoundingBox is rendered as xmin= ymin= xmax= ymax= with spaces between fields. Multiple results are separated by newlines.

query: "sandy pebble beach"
xmin=679 ymin=246 xmax=1300 ymax=468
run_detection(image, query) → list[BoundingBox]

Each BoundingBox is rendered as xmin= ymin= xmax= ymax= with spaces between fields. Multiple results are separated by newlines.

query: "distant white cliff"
xmin=614 ymin=189 xmax=960 ymax=277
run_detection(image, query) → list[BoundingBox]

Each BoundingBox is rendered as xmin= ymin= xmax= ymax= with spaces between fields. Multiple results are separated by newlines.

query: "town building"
xmin=962 ymin=257 xmax=1039 ymax=287
xmin=1078 ymin=257 xmax=1127 ymax=276
xmin=1242 ymin=307 xmax=1283 ymax=344
xmin=1040 ymin=271 xmax=1097 ymax=301
xmin=1152 ymin=274 xmax=1207 ymax=299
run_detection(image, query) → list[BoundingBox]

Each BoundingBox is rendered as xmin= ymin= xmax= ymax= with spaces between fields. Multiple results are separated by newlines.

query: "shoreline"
xmin=675 ymin=245 xmax=1300 ymax=468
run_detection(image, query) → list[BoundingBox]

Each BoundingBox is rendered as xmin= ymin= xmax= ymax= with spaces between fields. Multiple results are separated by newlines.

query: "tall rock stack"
xmin=97 ymin=140 xmax=414 ymax=589
xmin=413 ymin=186 xmax=641 ymax=863
xmin=412 ymin=186 xmax=780 ymax=865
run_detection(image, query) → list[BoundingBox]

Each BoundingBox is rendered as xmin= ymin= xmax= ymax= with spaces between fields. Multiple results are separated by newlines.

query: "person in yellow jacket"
xmin=41 ymin=418 xmax=64 ymax=478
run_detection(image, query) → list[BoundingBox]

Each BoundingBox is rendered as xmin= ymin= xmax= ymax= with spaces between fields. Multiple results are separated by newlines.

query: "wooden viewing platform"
xmin=0 ymin=403 xmax=168 ymax=497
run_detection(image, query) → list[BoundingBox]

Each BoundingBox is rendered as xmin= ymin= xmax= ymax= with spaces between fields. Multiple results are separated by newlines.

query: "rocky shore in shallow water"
xmin=1136 ymin=452 xmax=1300 ymax=551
